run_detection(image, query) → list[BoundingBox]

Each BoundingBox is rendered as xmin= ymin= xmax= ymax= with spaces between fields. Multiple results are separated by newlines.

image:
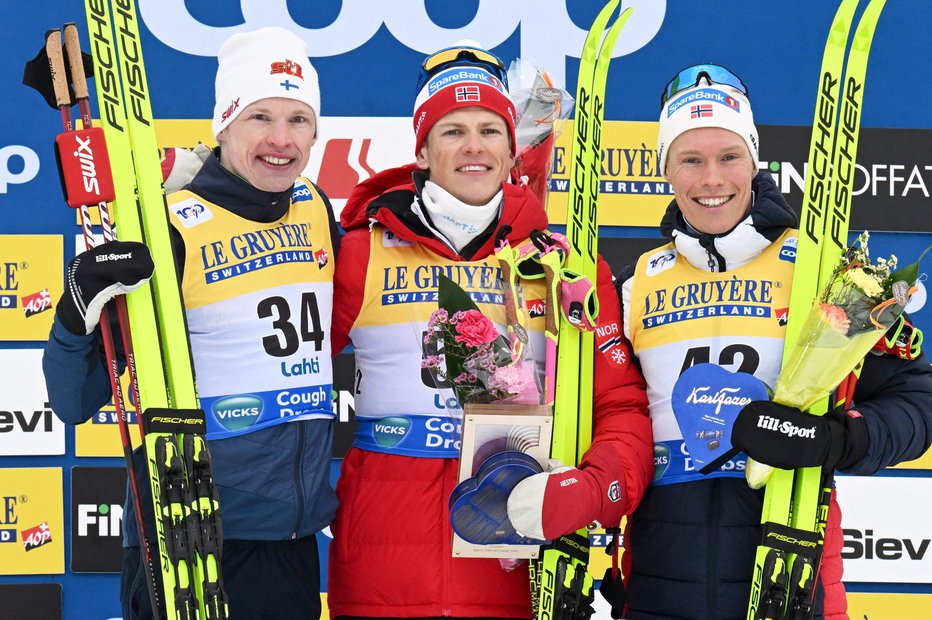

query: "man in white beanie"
xmin=44 ymin=26 xmax=340 ymax=619
xmin=611 ymin=64 xmax=932 ymax=620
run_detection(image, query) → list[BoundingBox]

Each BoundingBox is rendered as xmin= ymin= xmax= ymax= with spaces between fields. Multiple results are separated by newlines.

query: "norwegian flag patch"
xmin=455 ymin=85 xmax=481 ymax=102
xmin=690 ymin=104 xmax=713 ymax=118
xmin=595 ymin=321 xmax=628 ymax=368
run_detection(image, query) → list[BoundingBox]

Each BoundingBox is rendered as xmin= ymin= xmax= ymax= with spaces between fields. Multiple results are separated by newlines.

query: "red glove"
xmin=506 ymin=461 xmax=604 ymax=541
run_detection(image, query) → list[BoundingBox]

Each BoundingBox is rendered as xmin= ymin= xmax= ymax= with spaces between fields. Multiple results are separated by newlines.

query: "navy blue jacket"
xmin=615 ymin=172 xmax=932 ymax=620
xmin=43 ymin=152 xmax=340 ymax=545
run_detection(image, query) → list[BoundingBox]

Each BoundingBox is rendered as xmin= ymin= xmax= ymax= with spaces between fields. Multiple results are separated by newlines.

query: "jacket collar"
xmin=187 ymin=148 xmax=294 ymax=222
xmin=660 ymin=171 xmax=798 ymax=272
xmin=342 ymin=164 xmax=549 ymax=261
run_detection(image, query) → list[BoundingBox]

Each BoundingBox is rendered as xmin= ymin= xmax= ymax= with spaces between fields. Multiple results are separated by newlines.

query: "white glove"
xmin=161 ymin=143 xmax=211 ymax=193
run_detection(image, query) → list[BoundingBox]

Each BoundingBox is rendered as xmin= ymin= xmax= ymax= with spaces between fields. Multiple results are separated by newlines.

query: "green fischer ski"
xmin=747 ymin=1 xmax=884 ymax=619
xmin=534 ymin=2 xmax=631 ymax=618
xmin=82 ymin=0 xmax=228 ymax=618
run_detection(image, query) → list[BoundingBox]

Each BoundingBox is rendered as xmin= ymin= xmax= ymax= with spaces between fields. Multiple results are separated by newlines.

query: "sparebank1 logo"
xmin=139 ymin=0 xmax=666 ymax=86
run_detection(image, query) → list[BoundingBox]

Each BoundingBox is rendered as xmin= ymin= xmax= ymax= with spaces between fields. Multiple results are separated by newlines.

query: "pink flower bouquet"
xmin=422 ymin=275 xmax=541 ymax=406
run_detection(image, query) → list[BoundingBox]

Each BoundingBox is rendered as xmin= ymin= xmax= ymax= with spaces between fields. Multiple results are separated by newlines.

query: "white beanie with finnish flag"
xmin=212 ymin=27 xmax=321 ymax=138
xmin=656 ymin=79 xmax=758 ymax=177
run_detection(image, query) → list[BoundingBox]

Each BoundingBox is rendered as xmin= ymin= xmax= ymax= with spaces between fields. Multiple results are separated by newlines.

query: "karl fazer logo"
xmin=373 ymin=416 xmax=411 ymax=448
xmin=212 ymin=395 xmax=263 ymax=431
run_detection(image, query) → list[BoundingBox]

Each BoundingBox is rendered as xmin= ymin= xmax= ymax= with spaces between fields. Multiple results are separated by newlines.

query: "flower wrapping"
xmin=746 ymin=232 xmax=925 ymax=488
xmin=507 ymin=58 xmax=573 ymax=209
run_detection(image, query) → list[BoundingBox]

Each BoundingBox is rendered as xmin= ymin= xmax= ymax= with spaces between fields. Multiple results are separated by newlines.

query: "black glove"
xmin=732 ymin=400 xmax=869 ymax=471
xmin=57 ymin=241 xmax=154 ymax=335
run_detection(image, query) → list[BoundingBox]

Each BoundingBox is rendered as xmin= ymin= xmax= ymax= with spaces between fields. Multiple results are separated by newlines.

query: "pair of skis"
xmin=747 ymin=1 xmax=885 ymax=619
xmin=39 ymin=2 xmax=228 ymax=618
xmin=531 ymin=2 xmax=631 ymax=618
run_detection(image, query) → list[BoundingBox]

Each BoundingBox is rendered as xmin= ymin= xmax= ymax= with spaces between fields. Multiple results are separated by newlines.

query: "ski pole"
xmin=46 ymin=24 xmax=164 ymax=620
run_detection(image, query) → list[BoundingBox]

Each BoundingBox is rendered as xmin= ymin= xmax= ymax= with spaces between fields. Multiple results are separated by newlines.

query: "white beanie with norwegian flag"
xmin=656 ymin=79 xmax=758 ymax=177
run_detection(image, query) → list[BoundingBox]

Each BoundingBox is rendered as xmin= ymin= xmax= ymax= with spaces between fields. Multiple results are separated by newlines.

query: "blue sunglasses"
xmin=415 ymin=46 xmax=509 ymax=96
xmin=660 ymin=63 xmax=749 ymax=108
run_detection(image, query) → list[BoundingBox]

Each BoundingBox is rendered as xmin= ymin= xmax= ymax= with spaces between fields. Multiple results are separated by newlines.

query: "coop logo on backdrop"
xmin=0 ymin=145 xmax=40 ymax=195
xmin=71 ymin=467 xmax=126 ymax=573
xmin=138 ymin=0 xmax=665 ymax=86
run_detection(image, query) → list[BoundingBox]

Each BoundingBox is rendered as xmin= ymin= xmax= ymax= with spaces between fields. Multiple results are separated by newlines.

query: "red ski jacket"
xmin=327 ymin=165 xmax=652 ymax=617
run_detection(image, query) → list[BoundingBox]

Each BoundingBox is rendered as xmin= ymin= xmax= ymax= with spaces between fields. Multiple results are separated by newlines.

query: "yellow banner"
xmin=0 ymin=235 xmax=62 ymax=341
xmin=847 ymin=592 xmax=932 ymax=619
xmin=0 ymin=468 xmax=64 ymax=574
xmin=546 ymin=120 xmax=671 ymax=227
xmin=895 ymin=448 xmax=932 ymax=469
xmin=75 ymin=371 xmax=142 ymax=457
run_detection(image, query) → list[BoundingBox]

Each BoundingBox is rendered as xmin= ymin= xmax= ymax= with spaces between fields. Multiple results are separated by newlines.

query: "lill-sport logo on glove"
xmin=756 ymin=414 xmax=817 ymax=439
xmin=95 ymin=252 xmax=134 ymax=263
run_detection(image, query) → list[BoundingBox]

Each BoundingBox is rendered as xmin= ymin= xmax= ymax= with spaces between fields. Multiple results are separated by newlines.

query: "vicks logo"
xmin=373 ymin=416 xmax=411 ymax=448
xmin=212 ymin=395 xmax=263 ymax=432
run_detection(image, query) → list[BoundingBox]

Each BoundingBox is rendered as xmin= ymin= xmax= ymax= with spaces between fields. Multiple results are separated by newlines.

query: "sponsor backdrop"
xmin=1 ymin=0 xmax=930 ymax=617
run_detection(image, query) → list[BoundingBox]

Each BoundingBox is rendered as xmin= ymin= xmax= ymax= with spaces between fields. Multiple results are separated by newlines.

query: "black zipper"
xmin=291 ymin=422 xmax=306 ymax=539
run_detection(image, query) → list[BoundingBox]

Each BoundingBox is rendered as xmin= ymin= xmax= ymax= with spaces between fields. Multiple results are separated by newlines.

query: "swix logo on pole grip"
xmin=55 ymin=127 xmax=116 ymax=208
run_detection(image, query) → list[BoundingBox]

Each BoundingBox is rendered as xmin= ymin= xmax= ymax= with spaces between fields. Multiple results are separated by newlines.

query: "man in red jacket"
xmin=327 ymin=45 xmax=652 ymax=618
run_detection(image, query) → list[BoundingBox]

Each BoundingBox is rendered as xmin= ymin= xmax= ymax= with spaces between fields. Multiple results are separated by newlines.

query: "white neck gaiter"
xmin=417 ymin=180 xmax=503 ymax=253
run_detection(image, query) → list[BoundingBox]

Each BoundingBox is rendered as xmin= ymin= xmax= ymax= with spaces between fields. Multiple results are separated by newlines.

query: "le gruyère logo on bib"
xmin=641 ymin=277 xmax=777 ymax=329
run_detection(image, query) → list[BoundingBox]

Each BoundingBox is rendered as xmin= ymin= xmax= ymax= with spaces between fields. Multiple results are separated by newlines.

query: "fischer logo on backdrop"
xmin=138 ymin=0 xmax=666 ymax=86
